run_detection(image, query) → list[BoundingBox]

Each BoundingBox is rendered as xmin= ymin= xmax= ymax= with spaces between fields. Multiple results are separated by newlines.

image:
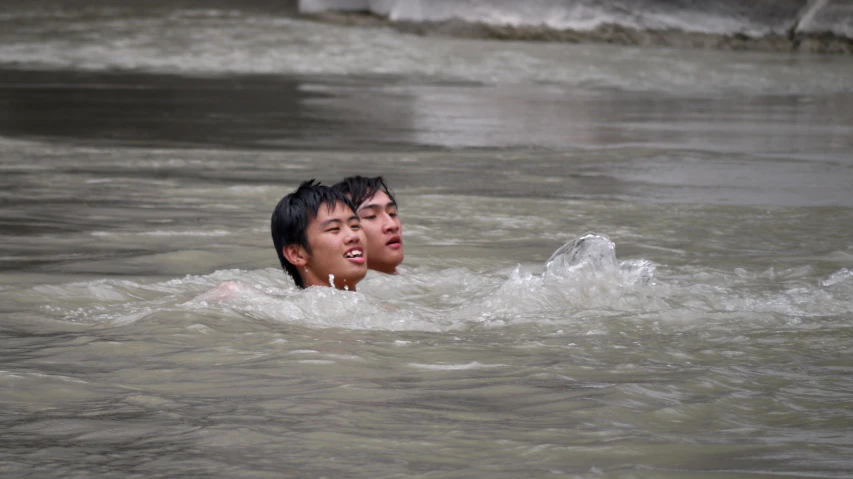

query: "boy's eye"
xmin=327 ymin=227 xmax=340 ymax=233
xmin=362 ymin=215 xmax=377 ymax=220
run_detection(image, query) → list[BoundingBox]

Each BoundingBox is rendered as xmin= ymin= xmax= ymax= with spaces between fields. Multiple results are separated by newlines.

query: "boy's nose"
xmin=383 ymin=216 xmax=399 ymax=233
xmin=344 ymin=226 xmax=361 ymax=243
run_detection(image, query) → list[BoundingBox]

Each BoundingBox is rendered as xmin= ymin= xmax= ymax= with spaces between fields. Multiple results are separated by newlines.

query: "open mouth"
xmin=386 ymin=236 xmax=402 ymax=249
xmin=344 ymin=248 xmax=365 ymax=264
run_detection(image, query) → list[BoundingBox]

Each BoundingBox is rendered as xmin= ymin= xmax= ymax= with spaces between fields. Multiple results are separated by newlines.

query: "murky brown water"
xmin=2 ymin=3 xmax=853 ymax=478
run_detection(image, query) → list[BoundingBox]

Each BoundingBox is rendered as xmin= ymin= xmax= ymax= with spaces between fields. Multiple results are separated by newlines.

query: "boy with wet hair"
xmin=271 ymin=180 xmax=367 ymax=291
xmin=333 ymin=176 xmax=403 ymax=274
xmin=334 ymin=176 xmax=396 ymax=209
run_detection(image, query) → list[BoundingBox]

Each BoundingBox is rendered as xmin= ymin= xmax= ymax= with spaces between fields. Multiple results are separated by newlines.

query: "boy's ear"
xmin=283 ymin=245 xmax=308 ymax=267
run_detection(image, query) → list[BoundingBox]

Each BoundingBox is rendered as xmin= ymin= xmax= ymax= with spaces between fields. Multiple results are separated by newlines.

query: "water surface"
xmin=1 ymin=3 xmax=853 ymax=478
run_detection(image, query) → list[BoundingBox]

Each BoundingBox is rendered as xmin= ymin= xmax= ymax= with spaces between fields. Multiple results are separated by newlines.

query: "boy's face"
xmin=356 ymin=190 xmax=403 ymax=274
xmin=303 ymin=202 xmax=367 ymax=290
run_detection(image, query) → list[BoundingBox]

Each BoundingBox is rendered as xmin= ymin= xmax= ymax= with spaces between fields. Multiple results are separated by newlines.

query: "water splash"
xmin=5 ymin=234 xmax=852 ymax=333
xmin=544 ymin=232 xmax=655 ymax=285
xmin=794 ymin=0 xmax=831 ymax=33
xmin=544 ymin=232 xmax=618 ymax=278
xmin=821 ymin=268 xmax=853 ymax=287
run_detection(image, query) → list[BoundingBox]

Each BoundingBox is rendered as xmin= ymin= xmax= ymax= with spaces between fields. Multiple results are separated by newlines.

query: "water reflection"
xmin=0 ymin=69 xmax=365 ymax=149
xmin=2 ymin=68 xmax=851 ymax=156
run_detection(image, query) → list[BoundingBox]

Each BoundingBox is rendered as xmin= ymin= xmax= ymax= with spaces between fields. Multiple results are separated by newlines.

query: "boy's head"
xmin=271 ymin=180 xmax=367 ymax=290
xmin=333 ymin=176 xmax=403 ymax=274
xmin=334 ymin=176 xmax=396 ymax=209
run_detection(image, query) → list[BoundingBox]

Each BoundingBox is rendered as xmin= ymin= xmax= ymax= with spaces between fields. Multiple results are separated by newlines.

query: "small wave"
xmin=407 ymin=361 xmax=506 ymax=370
xmin=2 ymin=5 xmax=852 ymax=96
xmin=0 ymin=371 xmax=89 ymax=384
xmin=383 ymin=0 xmax=771 ymax=36
xmin=306 ymin=0 xmax=853 ymax=39
xmin=821 ymin=268 xmax=853 ymax=287
xmin=8 ymin=234 xmax=852 ymax=333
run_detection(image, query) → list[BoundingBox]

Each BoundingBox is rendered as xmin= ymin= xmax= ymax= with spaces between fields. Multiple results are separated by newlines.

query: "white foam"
xmin=821 ymin=268 xmax=853 ymax=287
xmin=407 ymin=361 xmax=506 ymax=371
xmin=10 ymin=233 xmax=853 ymax=334
xmin=311 ymin=0 xmax=787 ymax=36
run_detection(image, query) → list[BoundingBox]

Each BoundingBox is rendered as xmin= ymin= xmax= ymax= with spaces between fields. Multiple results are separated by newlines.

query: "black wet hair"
xmin=332 ymin=176 xmax=396 ymax=210
xmin=271 ymin=180 xmax=356 ymax=288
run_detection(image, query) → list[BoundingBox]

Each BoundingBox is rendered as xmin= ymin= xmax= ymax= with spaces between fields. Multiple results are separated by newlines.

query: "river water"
xmin=2 ymin=2 xmax=853 ymax=478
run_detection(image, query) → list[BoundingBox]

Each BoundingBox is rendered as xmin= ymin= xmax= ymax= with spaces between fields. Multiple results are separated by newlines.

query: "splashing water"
xmin=545 ymin=232 xmax=619 ymax=277
xmin=11 ymin=233 xmax=850 ymax=336
xmin=544 ymin=232 xmax=656 ymax=288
